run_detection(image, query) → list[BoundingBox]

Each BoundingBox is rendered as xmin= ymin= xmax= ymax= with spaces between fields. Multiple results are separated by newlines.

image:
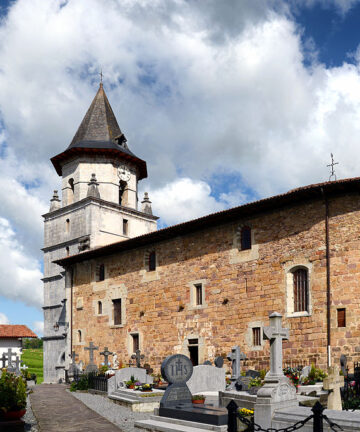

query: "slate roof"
xmin=0 ymin=325 xmax=37 ymax=338
xmin=55 ymin=176 xmax=360 ymax=267
xmin=51 ymin=84 xmax=147 ymax=179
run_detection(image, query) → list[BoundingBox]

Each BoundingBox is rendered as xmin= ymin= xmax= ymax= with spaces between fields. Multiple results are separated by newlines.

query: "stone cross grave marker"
xmin=160 ymin=354 xmax=193 ymax=408
xmin=85 ymin=342 xmax=99 ymax=373
xmin=131 ymin=349 xmax=145 ymax=368
xmin=227 ymin=346 xmax=246 ymax=381
xmin=71 ymin=351 xmax=79 ymax=365
xmin=323 ymin=365 xmax=344 ymax=410
xmin=100 ymin=347 xmax=113 ymax=367
xmin=0 ymin=352 xmax=7 ymax=368
xmin=263 ymin=312 xmax=289 ymax=379
xmin=68 ymin=351 xmax=79 ymax=378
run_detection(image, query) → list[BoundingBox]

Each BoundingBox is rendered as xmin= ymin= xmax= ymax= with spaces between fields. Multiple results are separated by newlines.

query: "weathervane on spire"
xmin=99 ymin=69 xmax=103 ymax=84
xmin=327 ymin=153 xmax=339 ymax=181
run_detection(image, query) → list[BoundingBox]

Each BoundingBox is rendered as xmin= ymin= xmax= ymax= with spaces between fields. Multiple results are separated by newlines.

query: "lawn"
xmin=21 ymin=348 xmax=43 ymax=384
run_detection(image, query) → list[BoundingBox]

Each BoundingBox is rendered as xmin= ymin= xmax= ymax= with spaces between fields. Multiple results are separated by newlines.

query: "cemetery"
xmin=5 ymin=313 xmax=360 ymax=430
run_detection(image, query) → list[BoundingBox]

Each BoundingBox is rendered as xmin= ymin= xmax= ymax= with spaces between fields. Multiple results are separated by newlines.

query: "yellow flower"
xmin=239 ymin=408 xmax=254 ymax=416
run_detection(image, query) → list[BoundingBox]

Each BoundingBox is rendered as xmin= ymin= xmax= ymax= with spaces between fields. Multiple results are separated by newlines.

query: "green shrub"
xmin=0 ymin=370 xmax=27 ymax=413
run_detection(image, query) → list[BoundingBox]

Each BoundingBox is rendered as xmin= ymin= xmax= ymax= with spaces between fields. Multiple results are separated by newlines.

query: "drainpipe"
xmin=70 ymin=267 xmax=73 ymax=357
xmin=321 ymin=188 xmax=331 ymax=367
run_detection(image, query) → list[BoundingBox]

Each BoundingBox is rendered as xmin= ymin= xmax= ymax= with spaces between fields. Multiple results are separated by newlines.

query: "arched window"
xmin=293 ymin=268 xmax=308 ymax=312
xmin=66 ymin=246 xmax=70 ymax=256
xmin=66 ymin=219 xmax=70 ymax=233
xmin=98 ymin=301 xmax=102 ymax=315
xmin=78 ymin=330 xmax=82 ymax=343
xmin=240 ymin=226 xmax=251 ymax=250
xmin=68 ymin=178 xmax=75 ymax=204
xmin=119 ymin=180 xmax=127 ymax=205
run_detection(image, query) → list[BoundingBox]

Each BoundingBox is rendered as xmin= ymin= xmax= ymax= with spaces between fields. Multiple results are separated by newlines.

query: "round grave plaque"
xmin=161 ymin=354 xmax=193 ymax=384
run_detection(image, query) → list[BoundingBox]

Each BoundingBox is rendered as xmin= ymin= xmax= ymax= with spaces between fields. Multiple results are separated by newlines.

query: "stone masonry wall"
xmin=71 ymin=192 xmax=360 ymax=373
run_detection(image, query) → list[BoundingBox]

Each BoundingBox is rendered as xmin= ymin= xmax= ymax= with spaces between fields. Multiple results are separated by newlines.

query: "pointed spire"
xmin=50 ymin=190 xmax=61 ymax=211
xmin=69 ymin=84 xmax=127 ymax=148
xmin=87 ymin=174 xmax=100 ymax=198
xmin=141 ymin=192 xmax=153 ymax=215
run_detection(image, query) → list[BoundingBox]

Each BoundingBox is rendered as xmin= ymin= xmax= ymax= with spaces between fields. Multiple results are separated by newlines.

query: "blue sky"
xmin=1 ymin=0 xmax=360 ymax=335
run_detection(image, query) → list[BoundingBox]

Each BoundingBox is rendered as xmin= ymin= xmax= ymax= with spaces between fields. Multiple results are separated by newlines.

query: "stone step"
xmin=135 ymin=415 xmax=227 ymax=432
xmin=109 ymin=393 xmax=141 ymax=403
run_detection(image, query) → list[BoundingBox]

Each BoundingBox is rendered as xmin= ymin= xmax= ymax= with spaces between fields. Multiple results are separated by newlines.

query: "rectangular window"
xmin=293 ymin=269 xmax=308 ymax=312
xmin=123 ymin=219 xmax=128 ymax=235
xmin=253 ymin=327 xmax=261 ymax=346
xmin=337 ymin=308 xmax=346 ymax=327
xmin=241 ymin=226 xmax=251 ymax=250
xmin=97 ymin=264 xmax=105 ymax=282
xmin=132 ymin=333 xmax=139 ymax=352
xmin=148 ymin=251 xmax=156 ymax=271
xmin=113 ymin=299 xmax=122 ymax=325
xmin=195 ymin=284 xmax=203 ymax=305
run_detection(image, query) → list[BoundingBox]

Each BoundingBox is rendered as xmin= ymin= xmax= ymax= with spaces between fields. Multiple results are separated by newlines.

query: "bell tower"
xmin=42 ymin=83 xmax=158 ymax=383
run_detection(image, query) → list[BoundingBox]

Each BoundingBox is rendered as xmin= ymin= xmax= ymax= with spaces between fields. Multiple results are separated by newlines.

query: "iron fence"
xmin=88 ymin=372 xmax=108 ymax=393
xmin=227 ymin=400 xmax=342 ymax=432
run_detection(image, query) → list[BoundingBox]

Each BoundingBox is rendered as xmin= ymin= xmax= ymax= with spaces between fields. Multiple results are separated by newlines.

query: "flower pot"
xmin=127 ymin=384 xmax=135 ymax=389
xmin=192 ymin=399 xmax=205 ymax=404
xmin=4 ymin=409 xmax=26 ymax=420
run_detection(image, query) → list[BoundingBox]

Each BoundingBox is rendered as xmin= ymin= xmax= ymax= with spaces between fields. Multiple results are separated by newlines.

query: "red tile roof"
xmin=0 ymin=325 xmax=37 ymax=338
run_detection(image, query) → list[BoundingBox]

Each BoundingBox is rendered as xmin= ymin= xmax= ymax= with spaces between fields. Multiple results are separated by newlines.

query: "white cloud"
xmin=32 ymin=320 xmax=44 ymax=336
xmin=1 ymin=0 xmax=360 ymax=308
xmin=0 ymin=218 xmax=42 ymax=308
xmin=0 ymin=313 xmax=10 ymax=324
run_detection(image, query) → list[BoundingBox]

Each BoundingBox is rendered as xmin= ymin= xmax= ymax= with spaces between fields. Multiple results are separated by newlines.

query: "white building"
xmin=0 ymin=324 xmax=37 ymax=364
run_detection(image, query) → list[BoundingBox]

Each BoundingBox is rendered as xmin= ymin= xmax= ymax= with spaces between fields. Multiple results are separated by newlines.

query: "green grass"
xmin=21 ymin=348 xmax=43 ymax=384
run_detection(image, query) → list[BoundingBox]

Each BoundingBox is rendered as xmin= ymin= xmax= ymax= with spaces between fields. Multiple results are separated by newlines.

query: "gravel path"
xmin=70 ymin=391 xmax=152 ymax=431
xmin=23 ymin=394 xmax=39 ymax=432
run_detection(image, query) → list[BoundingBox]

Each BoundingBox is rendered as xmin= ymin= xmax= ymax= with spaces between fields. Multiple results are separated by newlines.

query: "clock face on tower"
xmin=117 ymin=165 xmax=131 ymax=182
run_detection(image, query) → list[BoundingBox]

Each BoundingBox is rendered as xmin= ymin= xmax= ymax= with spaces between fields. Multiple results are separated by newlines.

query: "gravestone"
xmin=5 ymin=348 xmax=16 ymax=369
xmin=187 ymin=364 xmax=226 ymax=394
xmin=227 ymin=346 xmax=246 ymax=390
xmin=1 ymin=352 xmax=7 ymax=368
xmin=203 ymin=360 xmax=212 ymax=365
xmin=85 ymin=342 xmax=99 ymax=373
xmin=323 ymin=365 xmax=344 ymax=410
xmin=300 ymin=365 xmax=311 ymax=382
xmin=68 ymin=351 xmax=80 ymax=379
xmin=114 ymin=367 xmax=153 ymax=389
xmin=235 ymin=376 xmax=252 ymax=391
xmin=215 ymin=356 xmax=224 ymax=368
xmin=246 ymin=369 xmax=260 ymax=379
xmin=100 ymin=347 xmax=113 ymax=367
xmin=131 ymin=349 xmax=145 ymax=368
xmin=158 ymin=354 xmax=227 ymax=426
xmin=340 ymin=354 xmax=347 ymax=376
xmin=255 ymin=312 xmax=297 ymax=429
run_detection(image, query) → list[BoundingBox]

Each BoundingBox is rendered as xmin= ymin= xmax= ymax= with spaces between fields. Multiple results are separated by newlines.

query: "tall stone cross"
xmin=323 ymin=366 xmax=344 ymax=410
xmin=263 ymin=312 xmax=289 ymax=378
xmin=6 ymin=348 xmax=17 ymax=368
xmin=131 ymin=349 xmax=145 ymax=368
xmin=14 ymin=356 xmax=22 ymax=375
xmin=227 ymin=346 xmax=246 ymax=380
xmin=100 ymin=347 xmax=113 ymax=367
xmin=85 ymin=342 xmax=98 ymax=365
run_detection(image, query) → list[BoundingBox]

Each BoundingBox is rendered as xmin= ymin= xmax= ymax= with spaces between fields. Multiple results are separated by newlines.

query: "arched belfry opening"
xmin=119 ymin=180 xmax=128 ymax=206
xmin=68 ymin=178 xmax=75 ymax=204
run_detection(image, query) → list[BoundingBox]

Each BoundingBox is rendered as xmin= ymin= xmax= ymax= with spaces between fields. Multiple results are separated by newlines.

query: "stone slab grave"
xmin=108 ymin=366 xmax=158 ymax=412
xmin=323 ymin=365 xmax=344 ymax=410
xmin=135 ymin=354 xmax=228 ymax=432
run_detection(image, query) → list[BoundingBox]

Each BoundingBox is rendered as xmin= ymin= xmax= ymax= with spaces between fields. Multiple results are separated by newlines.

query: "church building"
xmin=44 ymin=83 xmax=360 ymax=382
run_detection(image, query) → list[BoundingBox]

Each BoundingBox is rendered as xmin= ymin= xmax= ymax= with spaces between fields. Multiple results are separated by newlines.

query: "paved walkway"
xmin=30 ymin=384 xmax=122 ymax=431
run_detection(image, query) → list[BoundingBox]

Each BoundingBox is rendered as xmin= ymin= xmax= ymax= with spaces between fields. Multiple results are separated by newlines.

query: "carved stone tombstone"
xmin=227 ymin=346 xmax=246 ymax=390
xmin=255 ymin=312 xmax=297 ymax=429
xmin=215 ymin=356 xmax=224 ymax=368
xmin=340 ymin=354 xmax=347 ymax=376
xmin=160 ymin=354 xmax=193 ymax=409
xmin=323 ymin=366 xmax=344 ymax=410
xmin=85 ymin=342 xmax=99 ymax=373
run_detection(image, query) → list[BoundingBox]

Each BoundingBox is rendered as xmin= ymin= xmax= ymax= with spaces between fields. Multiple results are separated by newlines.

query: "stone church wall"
xmin=71 ymin=192 xmax=360 ymax=372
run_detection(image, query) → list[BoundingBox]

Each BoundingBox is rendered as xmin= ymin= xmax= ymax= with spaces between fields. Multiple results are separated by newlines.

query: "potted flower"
xmin=238 ymin=408 xmax=254 ymax=432
xmin=192 ymin=395 xmax=205 ymax=404
xmin=0 ymin=370 xmax=27 ymax=420
xmin=125 ymin=375 xmax=136 ymax=389
xmin=140 ymin=383 xmax=153 ymax=392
